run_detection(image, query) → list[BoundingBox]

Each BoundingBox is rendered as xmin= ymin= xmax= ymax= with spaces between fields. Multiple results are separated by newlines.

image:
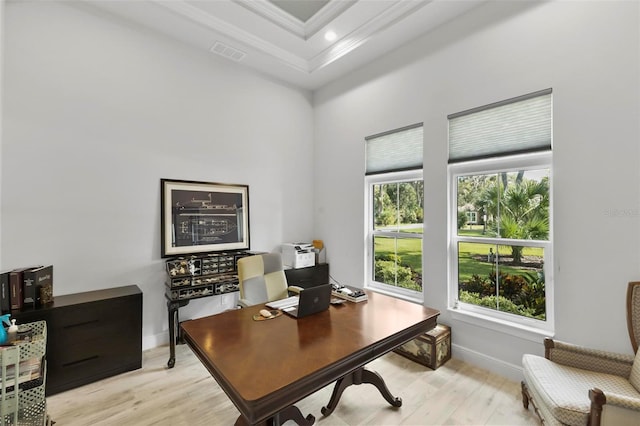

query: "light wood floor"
xmin=47 ymin=344 xmax=539 ymax=425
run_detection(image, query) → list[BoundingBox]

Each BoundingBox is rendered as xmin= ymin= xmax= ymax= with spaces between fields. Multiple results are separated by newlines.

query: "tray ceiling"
xmin=86 ymin=0 xmax=485 ymax=90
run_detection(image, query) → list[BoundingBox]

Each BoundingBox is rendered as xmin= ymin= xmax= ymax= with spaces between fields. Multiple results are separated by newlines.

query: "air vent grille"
xmin=210 ymin=41 xmax=247 ymax=62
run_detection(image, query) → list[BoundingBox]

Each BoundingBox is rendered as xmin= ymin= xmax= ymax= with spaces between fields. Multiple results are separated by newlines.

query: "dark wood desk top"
xmin=181 ymin=291 xmax=439 ymax=424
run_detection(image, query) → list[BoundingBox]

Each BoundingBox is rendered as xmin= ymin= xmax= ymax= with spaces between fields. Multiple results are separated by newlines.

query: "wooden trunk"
xmin=394 ymin=323 xmax=451 ymax=369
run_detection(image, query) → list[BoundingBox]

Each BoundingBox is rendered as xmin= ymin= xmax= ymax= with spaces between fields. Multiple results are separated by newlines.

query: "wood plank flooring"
xmin=47 ymin=344 xmax=539 ymax=425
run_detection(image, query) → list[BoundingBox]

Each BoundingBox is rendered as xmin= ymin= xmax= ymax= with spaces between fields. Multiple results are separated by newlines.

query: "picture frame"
xmin=161 ymin=179 xmax=250 ymax=258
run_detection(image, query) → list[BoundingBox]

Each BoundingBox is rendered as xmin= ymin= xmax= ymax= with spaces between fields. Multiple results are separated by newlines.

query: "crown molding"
xmin=308 ymin=0 xmax=431 ymax=72
xmin=151 ymin=0 xmax=435 ymax=78
xmin=302 ymin=0 xmax=357 ymax=39
xmin=154 ymin=0 xmax=309 ymax=72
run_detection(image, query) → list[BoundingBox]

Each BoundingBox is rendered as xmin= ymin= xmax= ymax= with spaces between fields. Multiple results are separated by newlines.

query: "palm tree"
xmin=483 ymin=173 xmax=549 ymax=264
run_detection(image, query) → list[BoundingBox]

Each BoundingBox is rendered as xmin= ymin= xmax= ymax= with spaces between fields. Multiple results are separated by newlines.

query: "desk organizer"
xmin=394 ymin=323 xmax=451 ymax=370
xmin=0 ymin=320 xmax=49 ymax=425
xmin=165 ymin=252 xmax=253 ymax=301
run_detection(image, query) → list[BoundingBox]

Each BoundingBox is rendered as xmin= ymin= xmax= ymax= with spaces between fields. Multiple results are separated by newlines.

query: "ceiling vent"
xmin=210 ymin=41 xmax=247 ymax=62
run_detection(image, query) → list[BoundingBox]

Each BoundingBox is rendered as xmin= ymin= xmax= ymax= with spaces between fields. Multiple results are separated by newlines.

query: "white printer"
xmin=281 ymin=243 xmax=316 ymax=269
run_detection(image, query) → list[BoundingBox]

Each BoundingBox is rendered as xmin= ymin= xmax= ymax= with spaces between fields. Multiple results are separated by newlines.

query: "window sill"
xmin=448 ymin=306 xmax=554 ymax=343
xmin=365 ymin=285 xmax=423 ymax=305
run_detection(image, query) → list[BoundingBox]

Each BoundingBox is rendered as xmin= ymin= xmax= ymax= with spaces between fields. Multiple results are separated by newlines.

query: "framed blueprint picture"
xmin=161 ymin=179 xmax=250 ymax=257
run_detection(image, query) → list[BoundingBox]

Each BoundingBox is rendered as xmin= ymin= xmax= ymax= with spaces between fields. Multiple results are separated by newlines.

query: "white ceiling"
xmin=87 ymin=0 xmax=485 ymax=91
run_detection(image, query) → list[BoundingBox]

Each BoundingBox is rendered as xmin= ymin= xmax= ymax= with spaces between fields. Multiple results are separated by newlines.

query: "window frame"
xmin=466 ymin=211 xmax=478 ymax=224
xmin=365 ymin=169 xmax=424 ymax=302
xmin=448 ymin=151 xmax=554 ymax=335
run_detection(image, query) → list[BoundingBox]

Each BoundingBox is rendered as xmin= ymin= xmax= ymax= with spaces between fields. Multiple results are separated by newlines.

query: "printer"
xmin=281 ymin=243 xmax=316 ymax=269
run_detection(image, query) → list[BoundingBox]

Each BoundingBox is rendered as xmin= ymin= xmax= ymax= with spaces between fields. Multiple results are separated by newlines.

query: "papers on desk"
xmin=331 ymin=285 xmax=368 ymax=303
xmin=265 ymin=295 xmax=299 ymax=310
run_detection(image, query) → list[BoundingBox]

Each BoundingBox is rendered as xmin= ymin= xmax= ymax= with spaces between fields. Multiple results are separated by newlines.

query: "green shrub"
xmin=374 ymin=259 xmax=421 ymax=292
xmin=376 ymin=209 xmax=397 ymax=226
xmin=459 ymin=270 xmax=545 ymax=319
xmin=376 ymin=253 xmax=401 ymax=263
xmin=457 ymin=211 xmax=468 ymax=229
xmin=460 ymin=274 xmax=492 ymax=295
xmin=519 ymin=271 xmax=546 ymax=314
xmin=401 ymin=207 xmax=423 ymax=224
xmin=459 ymin=290 xmax=543 ymax=320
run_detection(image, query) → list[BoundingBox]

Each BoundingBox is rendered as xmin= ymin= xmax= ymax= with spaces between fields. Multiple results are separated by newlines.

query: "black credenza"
xmin=13 ymin=285 xmax=142 ymax=395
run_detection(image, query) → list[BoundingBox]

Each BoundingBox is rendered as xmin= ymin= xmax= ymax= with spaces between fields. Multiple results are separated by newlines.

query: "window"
xmin=465 ymin=211 xmax=478 ymax=225
xmin=365 ymin=124 xmax=423 ymax=300
xmin=448 ymin=89 xmax=553 ymax=332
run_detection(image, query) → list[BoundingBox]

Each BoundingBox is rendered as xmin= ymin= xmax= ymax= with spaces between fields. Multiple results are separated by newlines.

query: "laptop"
xmin=282 ymin=284 xmax=332 ymax=318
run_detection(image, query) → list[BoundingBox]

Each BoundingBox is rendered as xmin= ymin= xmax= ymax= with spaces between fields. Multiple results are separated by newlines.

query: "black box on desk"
xmin=394 ymin=324 xmax=451 ymax=370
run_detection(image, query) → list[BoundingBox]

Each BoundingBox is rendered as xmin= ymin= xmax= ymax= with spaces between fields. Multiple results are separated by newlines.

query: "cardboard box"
xmin=394 ymin=324 xmax=451 ymax=369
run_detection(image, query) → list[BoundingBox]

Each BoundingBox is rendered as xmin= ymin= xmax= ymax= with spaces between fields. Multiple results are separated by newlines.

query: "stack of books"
xmin=0 ymin=265 xmax=53 ymax=312
xmin=331 ymin=284 xmax=368 ymax=303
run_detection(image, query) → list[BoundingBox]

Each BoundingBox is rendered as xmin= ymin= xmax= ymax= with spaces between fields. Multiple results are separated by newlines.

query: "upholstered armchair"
xmin=521 ymin=281 xmax=640 ymax=425
xmin=237 ymin=252 xmax=302 ymax=307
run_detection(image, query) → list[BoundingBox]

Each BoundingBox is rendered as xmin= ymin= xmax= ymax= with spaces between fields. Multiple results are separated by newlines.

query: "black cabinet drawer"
xmin=13 ymin=285 xmax=142 ymax=395
xmin=47 ymin=336 xmax=140 ymax=394
xmin=50 ymin=298 xmax=139 ymax=342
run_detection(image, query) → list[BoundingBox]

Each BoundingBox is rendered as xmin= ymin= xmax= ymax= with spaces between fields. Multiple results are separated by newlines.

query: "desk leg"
xmin=167 ymin=300 xmax=179 ymax=368
xmin=234 ymin=406 xmax=314 ymax=426
xmin=321 ymin=367 xmax=402 ymax=417
xmin=167 ymin=299 xmax=189 ymax=369
xmin=271 ymin=406 xmax=315 ymax=426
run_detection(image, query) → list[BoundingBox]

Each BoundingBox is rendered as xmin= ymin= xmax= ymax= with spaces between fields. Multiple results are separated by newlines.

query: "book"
xmin=331 ymin=284 xmax=368 ymax=303
xmin=9 ymin=268 xmax=28 ymax=310
xmin=0 ymin=271 xmax=10 ymax=313
xmin=9 ymin=266 xmax=42 ymax=310
xmin=23 ymin=265 xmax=52 ymax=307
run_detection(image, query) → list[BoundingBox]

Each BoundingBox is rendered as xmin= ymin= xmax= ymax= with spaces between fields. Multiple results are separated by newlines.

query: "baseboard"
xmin=451 ymin=343 xmax=524 ymax=383
xmin=143 ymin=331 xmax=169 ymax=351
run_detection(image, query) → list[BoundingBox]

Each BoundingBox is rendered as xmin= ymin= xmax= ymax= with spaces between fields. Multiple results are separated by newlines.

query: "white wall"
xmin=1 ymin=1 xmax=315 ymax=349
xmin=0 ymin=0 xmax=5 ymax=264
xmin=314 ymin=0 xmax=640 ymax=381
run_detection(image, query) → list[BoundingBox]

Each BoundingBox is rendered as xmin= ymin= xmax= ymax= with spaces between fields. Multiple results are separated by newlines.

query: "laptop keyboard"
xmin=265 ymin=295 xmax=299 ymax=310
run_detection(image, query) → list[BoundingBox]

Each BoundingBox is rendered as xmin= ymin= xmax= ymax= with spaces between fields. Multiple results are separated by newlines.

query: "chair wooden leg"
xmin=522 ymin=381 xmax=547 ymax=425
xmin=521 ymin=381 xmax=530 ymax=410
xmin=589 ymin=388 xmax=605 ymax=426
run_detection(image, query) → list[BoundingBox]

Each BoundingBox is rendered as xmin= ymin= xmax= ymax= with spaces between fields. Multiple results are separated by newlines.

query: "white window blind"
xmin=448 ymin=89 xmax=552 ymax=163
xmin=365 ymin=123 xmax=423 ymax=175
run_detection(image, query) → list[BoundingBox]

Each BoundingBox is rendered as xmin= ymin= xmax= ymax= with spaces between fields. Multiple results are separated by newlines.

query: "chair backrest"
xmin=237 ymin=253 xmax=289 ymax=306
xmin=627 ymin=281 xmax=640 ymax=353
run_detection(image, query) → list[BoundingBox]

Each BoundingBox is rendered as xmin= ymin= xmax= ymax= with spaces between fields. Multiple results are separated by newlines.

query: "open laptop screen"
xmin=283 ymin=284 xmax=332 ymax=318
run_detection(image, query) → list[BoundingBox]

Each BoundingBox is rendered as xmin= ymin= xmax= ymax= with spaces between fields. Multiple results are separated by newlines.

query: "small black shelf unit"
xmin=164 ymin=251 xmax=254 ymax=368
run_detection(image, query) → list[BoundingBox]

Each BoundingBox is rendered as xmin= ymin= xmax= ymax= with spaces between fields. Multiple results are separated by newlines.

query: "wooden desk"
xmin=181 ymin=291 xmax=439 ymax=425
xmin=166 ymin=261 xmax=329 ymax=368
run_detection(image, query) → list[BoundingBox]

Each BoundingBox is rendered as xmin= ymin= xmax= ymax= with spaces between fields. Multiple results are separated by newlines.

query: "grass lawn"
xmin=374 ymin=236 xmax=422 ymax=273
xmin=374 ymin=226 xmax=543 ymax=282
xmin=458 ymin=224 xmax=486 ymax=236
xmin=458 ymin=242 xmax=543 ymax=282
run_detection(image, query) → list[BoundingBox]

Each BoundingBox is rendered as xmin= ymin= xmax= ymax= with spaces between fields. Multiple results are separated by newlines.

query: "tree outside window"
xmin=368 ymin=175 xmax=423 ymax=294
xmin=455 ymin=167 xmax=549 ymax=320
